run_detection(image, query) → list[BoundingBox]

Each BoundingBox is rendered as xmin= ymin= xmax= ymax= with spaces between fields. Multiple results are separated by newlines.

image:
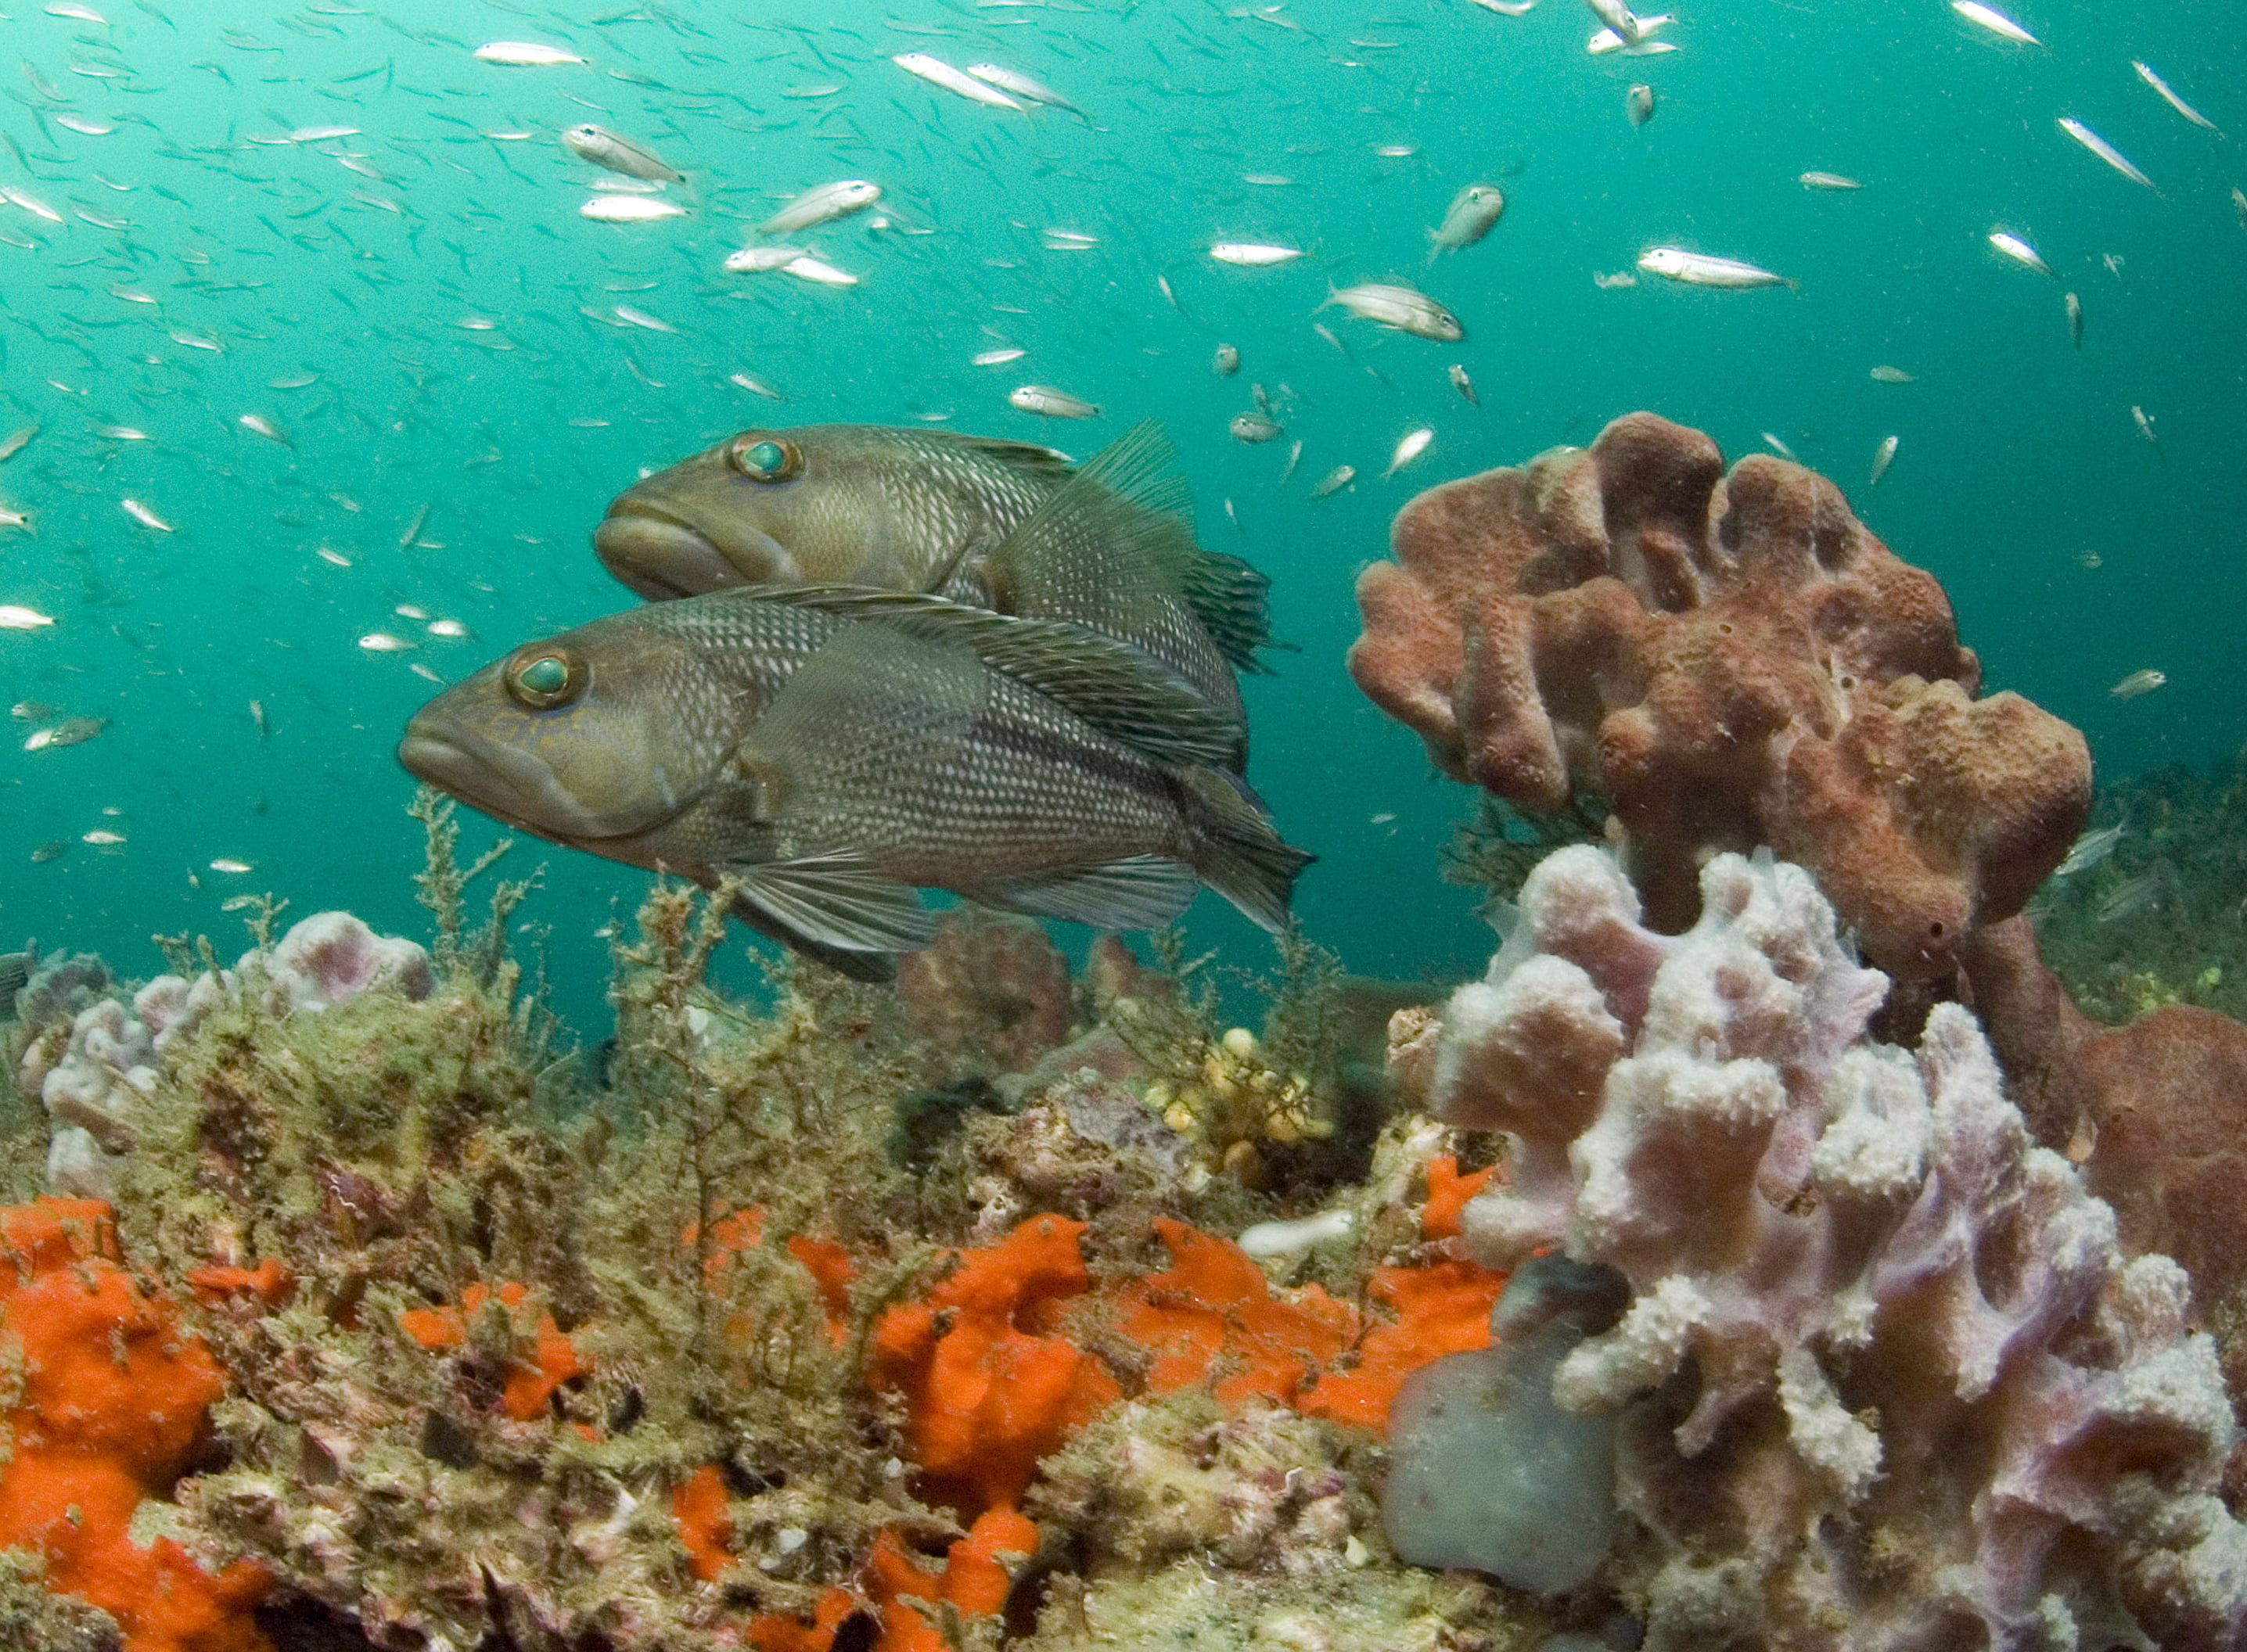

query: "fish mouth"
xmin=593 ymin=499 xmax=793 ymax=599
xmin=397 ymin=721 xmax=678 ymax=843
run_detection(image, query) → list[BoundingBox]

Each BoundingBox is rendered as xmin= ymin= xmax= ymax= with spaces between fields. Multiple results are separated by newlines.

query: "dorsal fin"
xmin=947 ymin=434 xmax=1077 ymax=476
xmin=735 ymin=584 xmax=1242 ymax=769
xmin=982 ymin=419 xmax=1274 ymax=670
xmin=1181 ymin=548 xmax=1274 ymax=673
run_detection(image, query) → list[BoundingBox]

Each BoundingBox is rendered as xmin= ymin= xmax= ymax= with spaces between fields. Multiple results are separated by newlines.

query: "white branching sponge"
xmin=1402 ymin=846 xmax=2247 ymax=1651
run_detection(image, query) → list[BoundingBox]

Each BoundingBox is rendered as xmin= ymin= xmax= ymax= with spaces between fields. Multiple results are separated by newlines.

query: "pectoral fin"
xmin=723 ymin=847 xmax=942 ymax=968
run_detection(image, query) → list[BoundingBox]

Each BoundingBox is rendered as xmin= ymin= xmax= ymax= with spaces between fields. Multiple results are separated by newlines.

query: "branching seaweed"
xmin=1102 ymin=923 xmax=1346 ymax=1187
xmin=1442 ymin=790 xmax=1609 ymax=904
xmin=608 ymin=878 xmax=742 ymax=1336
xmin=219 ymin=892 xmax=290 ymax=952
xmin=408 ymin=785 xmax=518 ymax=971
xmin=151 ymin=931 xmax=198 ymax=979
xmin=1248 ymin=921 xmax=1345 ymax=1093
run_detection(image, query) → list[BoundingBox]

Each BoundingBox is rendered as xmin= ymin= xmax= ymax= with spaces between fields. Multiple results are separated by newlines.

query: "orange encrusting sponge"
xmin=867 ymin=1213 xmax=1122 ymax=1518
xmin=397 ymin=1280 xmax=590 ymax=1421
xmin=701 ymin=1162 xmax=1510 ymax=1652
xmin=0 ymin=1198 xmax=274 ymax=1652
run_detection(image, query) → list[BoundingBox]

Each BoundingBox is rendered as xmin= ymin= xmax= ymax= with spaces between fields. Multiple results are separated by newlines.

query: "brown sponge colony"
xmin=1348 ymin=411 xmax=2091 ymax=977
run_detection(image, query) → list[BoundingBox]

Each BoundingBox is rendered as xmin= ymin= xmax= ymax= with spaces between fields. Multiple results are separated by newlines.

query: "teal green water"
xmin=4 ymin=0 xmax=2240 ymax=1028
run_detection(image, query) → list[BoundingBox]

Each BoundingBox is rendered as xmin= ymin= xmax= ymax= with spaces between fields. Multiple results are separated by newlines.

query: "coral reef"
xmin=0 ymin=795 xmax=1548 ymax=1652
xmin=11 ymin=537 xmax=2240 ymax=1652
xmin=1392 ymin=843 xmax=2247 ymax=1650
xmin=1349 ymin=411 xmax=2091 ymax=977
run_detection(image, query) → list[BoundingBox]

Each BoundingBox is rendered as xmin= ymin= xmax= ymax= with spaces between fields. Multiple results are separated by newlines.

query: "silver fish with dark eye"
xmin=592 ymin=420 xmax=1271 ymax=761
xmin=560 ymin=124 xmax=683 ymax=184
xmin=398 ymin=589 xmax=1311 ymax=982
xmin=1324 ymin=282 xmax=1465 ymax=341
xmin=1431 ymin=183 xmax=1505 ymax=250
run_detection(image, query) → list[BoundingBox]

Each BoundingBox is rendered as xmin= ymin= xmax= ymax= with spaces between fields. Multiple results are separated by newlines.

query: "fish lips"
xmin=397 ymin=717 xmax=680 ymax=844
xmin=594 ymin=499 xmax=793 ymax=599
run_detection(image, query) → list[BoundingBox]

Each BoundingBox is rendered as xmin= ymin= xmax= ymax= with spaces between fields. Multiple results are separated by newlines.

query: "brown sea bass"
xmin=593 ymin=419 xmax=1269 ymax=739
xmin=397 ymin=587 xmax=1309 ymax=981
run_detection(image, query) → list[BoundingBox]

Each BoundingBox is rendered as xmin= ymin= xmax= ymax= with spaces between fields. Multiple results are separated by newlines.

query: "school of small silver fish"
xmin=0 ymin=0 xmax=2223 ymax=948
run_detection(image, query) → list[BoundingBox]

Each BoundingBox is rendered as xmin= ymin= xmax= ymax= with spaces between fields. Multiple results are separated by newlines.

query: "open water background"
xmin=4 ymin=0 xmax=2242 ymax=1031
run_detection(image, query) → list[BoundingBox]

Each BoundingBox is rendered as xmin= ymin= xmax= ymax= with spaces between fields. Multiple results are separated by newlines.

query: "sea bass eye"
xmin=505 ymin=648 xmax=583 ymax=709
xmin=727 ymin=433 xmax=801 ymax=483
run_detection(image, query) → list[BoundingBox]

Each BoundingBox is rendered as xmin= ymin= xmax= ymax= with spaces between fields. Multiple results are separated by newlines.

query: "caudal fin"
xmin=1180 ymin=767 xmax=1314 ymax=932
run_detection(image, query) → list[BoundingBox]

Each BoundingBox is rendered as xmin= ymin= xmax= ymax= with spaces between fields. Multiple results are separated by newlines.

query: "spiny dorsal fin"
xmin=947 ymin=434 xmax=1077 ymax=476
xmin=983 ymin=418 xmax=1197 ymax=609
xmin=988 ymin=418 xmax=1274 ymax=670
xmin=1182 ymin=549 xmax=1274 ymax=673
xmin=739 ymin=584 xmax=1241 ymax=769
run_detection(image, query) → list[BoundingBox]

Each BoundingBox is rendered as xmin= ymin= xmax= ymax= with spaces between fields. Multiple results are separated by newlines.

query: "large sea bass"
xmin=592 ymin=420 xmax=1269 ymax=735
xmin=397 ymin=587 xmax=1310 ymax=980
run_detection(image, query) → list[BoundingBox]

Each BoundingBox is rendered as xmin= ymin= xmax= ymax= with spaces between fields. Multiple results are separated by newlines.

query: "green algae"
xmin=1442 ymin=792 xmax=1610 ymax=910
xmin=116 ymin=877 xmax=933 ymax=1647
xmin=0 ymin=791 xmax=1542 ymax=1650
xmin=2030 ymin=755 xmax=2247 ymax=1025
xmin=0 ymin=1550 xmax=120 ymax=1652
xmin=0 ymin=1061 xmax=40 ymax=1204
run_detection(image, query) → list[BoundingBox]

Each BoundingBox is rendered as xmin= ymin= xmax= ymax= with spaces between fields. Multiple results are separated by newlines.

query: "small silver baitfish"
xmin=1009 ymin=384 xmax=1102 ymax=418
xmin=758 ymin=179 xmax=879 ymax=235
xmin=2057 ymin=118 xmax=2156 ymax=192
xmin=965 ymin=63 xmax=1087 ymax=120
xmin=562 ymin=124 xmax=682 ymax=184
xmin=1869 ymin=434 xmax=1899 ymax=485
xmin=2055 ymin=823 xmax=2124 ymax=878
xmin=1325 ymin=282 xmax=1464 ymax=340
xmin=2132 ymin=62 xmax=2220 ymax=132
xmin=1637 ymin=247 xmax=1791 ymax=288
xmin=1430 ymin=183 xmax=1505 ymax=251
